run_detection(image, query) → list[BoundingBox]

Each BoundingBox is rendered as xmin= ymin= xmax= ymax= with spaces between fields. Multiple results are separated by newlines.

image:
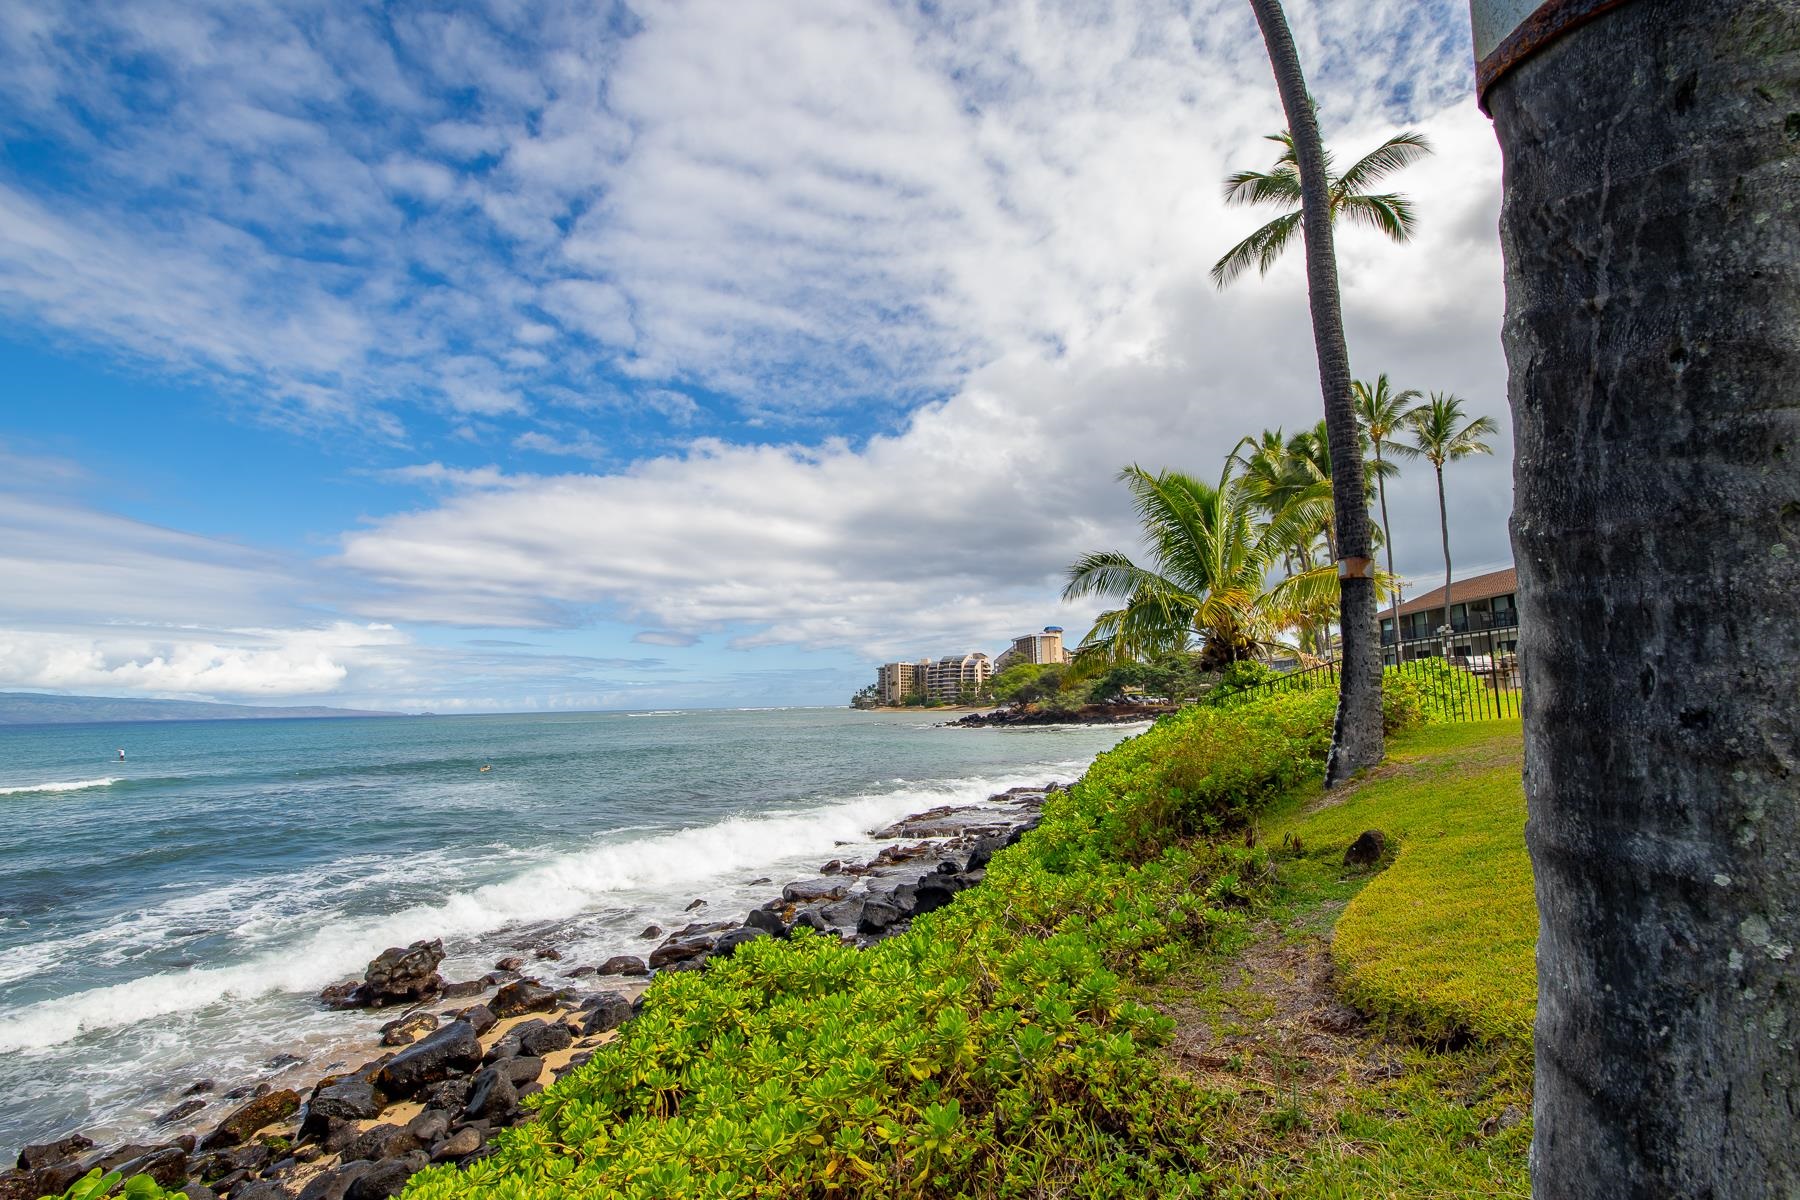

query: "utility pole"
xmin=1473 ymin=2 xmax=1800 ymax=1197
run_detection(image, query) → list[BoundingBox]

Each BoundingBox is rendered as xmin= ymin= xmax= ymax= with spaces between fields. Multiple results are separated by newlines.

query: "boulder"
xmin=378 ymin=1010 xmax=439 ymax=1048
xmin=637 ymin=925 xmax=663 ymax=939
xmin=405 ymin=1110 xmax=449 ymax=1146
xmin=179 ymin=1184 xmax=219 ymax=1200
xmin=455 ymin=1004 xmax=497 ymax=1036
xmin=909 ymin=881 xmax=958 ymax=918
xmin=647 ymin=936 xmax=715 ymax=969
xmin=790 ymin=909 xmax=831 ymax=934
xmin=597 ymin=954 xmax=647 ymax=976
xmin=340 ymin=1124 xmax=420 ymax=1163
xmin=155 ymin=1098 xmax=208 ymax=1126
xmin=742 ymin=909 xmax=787 ymax=938
xmin=231 ymin=1183 xmax=288 ymax=1200
xmin=437 ymin=979 xmax=484 ymax=1000
xmin=344 ymin=1155 xmax=426 ymax=1200
xmin=781 ymin=879 xmax=849 ymax=904
xmin=200 ymin=1089 xmax=301 ymax=1149
xmin=517 ymin=1022 xmax=572 ymax=1058
xmin=462 ymin=1067 xmax=518 ymax=1123
xmin=183 ymin=1080 xmax=217 ymax=1096
xmin=965 ymin=835 xmax=1006 ymax=872
xmin=532 ymin=947 xmax=561 ymax=961
xmin=562 ymin=965 xmax=596 ymax=978
xmin=1345 ymin=829 xmax=1388 ymax=867
xmin=490 ymin=980 xmax=557 ymax=1018
xmin=683 ymin=898 xmax=707 ymax=911
xmin=579 ymin=993 xmax=635 ymax=1037
xmin=819 ymin=859 xmax=844 ymax=874
xmin=745 ymin=876 xmax=772 ymax=886
xmin=493 ymin=956 xmax=524 ymax=972
xmin=505 ymin=1057 xmax=545 ymax=1087
xmin=430 ymin=1127 xmax=482 ymax=1162
xmin=419 ymin=1076 xmax=472 ymax=1114
xmin=856 ymin=898 xmax=907 ymax=936
xmin=305 ymin=1076 xmax=388 ymax=1126
xmin=374 ymin=1021 xmax=482 ymax=1098
xmin=18 ymin=1134 xmax=94 ymax=1172
xmin=361 ymin=940 xmax=446 ymax=1005
xmin=711 ymin=927 xmax=769 ymax=958
xmin=818 ymin=897 xmax=864 ymax=928
xmin=296 ymin=1160 xmax=372 ymax=1200
xmin=106 ymin=1145 xmax=189 ymax=1189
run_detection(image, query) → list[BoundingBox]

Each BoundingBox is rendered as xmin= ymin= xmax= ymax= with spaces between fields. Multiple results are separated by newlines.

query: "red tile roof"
xmin=1394 ymin=566 xmax=1518 ymax=617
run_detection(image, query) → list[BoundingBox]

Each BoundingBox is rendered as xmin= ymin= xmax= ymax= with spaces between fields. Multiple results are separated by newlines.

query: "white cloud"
xmin=0 ymin=0 xmax=1515 ymax=695
xmin=0 ymin=623 xmax=403 ymax=698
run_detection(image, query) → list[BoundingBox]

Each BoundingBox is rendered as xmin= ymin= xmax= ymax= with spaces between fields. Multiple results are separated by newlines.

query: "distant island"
xmin=0 ymin=692 xmax=403 ymax=726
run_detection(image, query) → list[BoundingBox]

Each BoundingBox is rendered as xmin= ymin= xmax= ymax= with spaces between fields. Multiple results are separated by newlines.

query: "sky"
xmin=0 ymin=0 xmax=1516 ymax=713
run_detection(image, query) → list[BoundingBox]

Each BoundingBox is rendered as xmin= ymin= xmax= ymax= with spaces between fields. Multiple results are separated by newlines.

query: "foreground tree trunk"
xmin=1246 ymin=0 xmax=1383 ymax=785
xmin=1483 ymin=1 xmax=1800 ymax=1195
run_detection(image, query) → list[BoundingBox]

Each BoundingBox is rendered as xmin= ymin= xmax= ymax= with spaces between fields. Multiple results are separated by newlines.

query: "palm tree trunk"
xmin=1375 ymin=443 xmax=1400 ymax=654
xmin=1435 ymin=461 xmax=1452 ymax=645
xmin=1485 ymin=0 xmax=1800 ymax=1194
xmin=1246 ymin=0 xmax=1382 ymax=785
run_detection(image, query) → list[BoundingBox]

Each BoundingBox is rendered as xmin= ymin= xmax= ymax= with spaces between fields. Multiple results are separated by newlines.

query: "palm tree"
xmin=1485 ymin=6 xmax=1800 ymax=1189
xmin=1404 ymin=392 xmax=1497 ymax=641
xmin=1211 ymin=129 xmax=1432 ymax=287
xmin=1240 ymin=0 xmax=1390 ymax=786
xmin=1063 ymin=464 xmax=1336 ymax=671
xmin=1353 ymin=375 xmax=1424 ymax=637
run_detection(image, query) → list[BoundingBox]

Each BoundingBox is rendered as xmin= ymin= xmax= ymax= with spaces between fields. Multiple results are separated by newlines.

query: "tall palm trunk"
xmin=1483 ymin=0 xmax=1799 ymax=1195
xmin=1434 ymin=461 xmax=1451 ymax=640
xmin=1374 ymin=443 xmax=1401 ymax=642
xmin=1246 ymin=0 xmax=1382 ymax=784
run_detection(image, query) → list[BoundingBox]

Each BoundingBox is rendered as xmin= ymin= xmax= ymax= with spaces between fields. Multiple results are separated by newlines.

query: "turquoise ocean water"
xmin=0 ymin=707 xmax=1138 ymax=1153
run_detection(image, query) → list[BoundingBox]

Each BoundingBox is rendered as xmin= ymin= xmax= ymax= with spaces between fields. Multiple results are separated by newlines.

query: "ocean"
xmin=0 ymin=707 xmax=1139 ymax=1154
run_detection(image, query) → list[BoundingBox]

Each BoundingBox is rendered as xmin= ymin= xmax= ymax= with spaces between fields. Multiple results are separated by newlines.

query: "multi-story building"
xmin=993 ymin=626 xmax=1070 ymax=672
xmin=926 ymin=652 xmax=993 ymax=702
xmin=875 ymin=659 xmax=933 ymax=705
xmin=1380 ymin=566 xmax=1519 ymax=663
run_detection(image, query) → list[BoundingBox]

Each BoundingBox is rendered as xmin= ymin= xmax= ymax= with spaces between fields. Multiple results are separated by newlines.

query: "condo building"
xmin=993 ymin=626 xmax=1070 ymax=672
xmin=874 ymin=653 xmax=994 ymax=705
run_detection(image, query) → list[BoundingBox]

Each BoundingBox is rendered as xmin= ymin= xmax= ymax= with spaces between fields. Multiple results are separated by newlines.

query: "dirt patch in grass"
xmin=1158 ymin=911 xmax=1409 ymax=1163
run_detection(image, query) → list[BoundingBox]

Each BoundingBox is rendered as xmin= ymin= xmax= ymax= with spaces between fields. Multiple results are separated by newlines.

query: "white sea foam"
xmin=0 ymin=763 xmax=1087 ymax=1054
xmin=0 ymin=777 xmax=120 ymax=797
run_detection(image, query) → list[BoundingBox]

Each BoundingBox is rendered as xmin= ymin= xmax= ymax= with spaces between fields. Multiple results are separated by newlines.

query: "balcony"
xmin=1381 ymin=606 xmax=1519 ymax=645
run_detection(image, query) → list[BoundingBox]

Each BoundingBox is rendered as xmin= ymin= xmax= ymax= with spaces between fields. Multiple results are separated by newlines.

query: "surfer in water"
xmin=117 ymin=748 xmax=125 ymax=761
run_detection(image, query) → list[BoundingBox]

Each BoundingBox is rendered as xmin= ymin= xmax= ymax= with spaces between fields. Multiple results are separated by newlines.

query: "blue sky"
xmin=0 ymin=0 xmax=1514 ymax=711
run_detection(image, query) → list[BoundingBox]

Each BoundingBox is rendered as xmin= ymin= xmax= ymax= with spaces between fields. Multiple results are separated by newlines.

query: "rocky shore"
xmin=951 ymin=703 xmax=1169 ymax=727
xmin=0 ymin=785 xmax=1054 ymax=1200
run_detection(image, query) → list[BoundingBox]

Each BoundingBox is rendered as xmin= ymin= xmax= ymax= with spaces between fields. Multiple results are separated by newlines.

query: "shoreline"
xmin=1 ymin=782 xmax=1064 ymax=1199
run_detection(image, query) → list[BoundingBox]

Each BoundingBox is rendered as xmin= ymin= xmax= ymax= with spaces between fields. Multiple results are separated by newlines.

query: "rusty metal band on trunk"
xmin=1475 ymin=0 xmax=1636 ymax=111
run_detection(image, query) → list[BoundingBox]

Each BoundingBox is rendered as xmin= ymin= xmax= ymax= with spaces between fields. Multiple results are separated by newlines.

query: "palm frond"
xmin=1338 ymin=193 xmax=1419 ymax=242
xmin=1210 ymin=211 xmax=1302 ymax=288
xmin=1222 ymin=165 xmax=1301 ymax=207
xmin=1334 ymin=131 xmax=1432 ymax=194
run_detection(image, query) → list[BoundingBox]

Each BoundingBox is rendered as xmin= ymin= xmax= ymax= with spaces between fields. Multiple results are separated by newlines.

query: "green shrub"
xmin=406 ymin=689 xmax=1426 ymax=1200
xmin=40 ymin=1169 xmax=176 ymax=1200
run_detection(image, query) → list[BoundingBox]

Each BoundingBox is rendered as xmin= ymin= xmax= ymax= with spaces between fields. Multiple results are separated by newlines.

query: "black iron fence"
xmin=1200 ymin=625 xmax=1521 ymax=722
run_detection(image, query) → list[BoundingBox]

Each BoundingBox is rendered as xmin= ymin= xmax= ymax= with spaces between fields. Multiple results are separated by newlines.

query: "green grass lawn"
xmin=1167 ymin=717 xmax=1536 ymax=1198
xmin=1268 ymin=718 xmax=1536 ymax=1047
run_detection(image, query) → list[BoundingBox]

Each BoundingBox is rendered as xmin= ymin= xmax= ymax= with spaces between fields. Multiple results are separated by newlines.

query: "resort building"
xmin=875 ymin=659 xmax=932 ymax=706
xmin=993 ymin=626 xmax=1071 ymax=672
xmin=926 ymin=652 xmax=993 ymax=702
xmin=874 ymin=652 xmax=993 ymax=704
xmin=1381 ymin=566 xmax=1519 ymax=662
